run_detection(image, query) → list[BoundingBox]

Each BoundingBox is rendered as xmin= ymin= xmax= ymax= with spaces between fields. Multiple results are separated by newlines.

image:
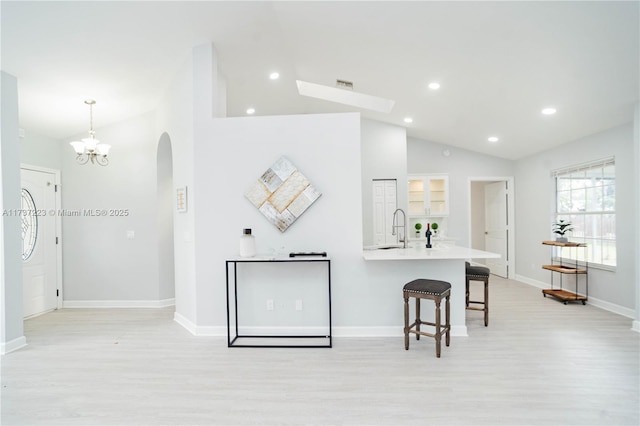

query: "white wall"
xmin=514 ymin=124 xmax=636 ymax=314
xmin=61 ymin=112 xmax=161 ymax=303
xmin=193 ymin=112 xmax=362 ymax=330
xmin=361 ymin=119 xmax=407 ymax=246
xmin=155 ymin=47 xmax=196 ymax=326
xmin=633 ymin=102 xmax=639 ymax=331
xmin=1 ymin=71 xmax=26 ymax=353
xmin=20 ymin=131 xmax=62 ymax=170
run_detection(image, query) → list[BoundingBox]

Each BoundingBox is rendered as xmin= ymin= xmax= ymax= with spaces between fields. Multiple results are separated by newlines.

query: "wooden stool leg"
xmin=404 ymin=294 xmax=409 ymax=350
xmin=445 ymin=293 xmax=450 ymax=347
xmin=415 ymin=297 xmax=421 ymax=340
xmin=484 ymin=279 xmax=489 ymax=327
xmin=465 ymin=278 xmax=470 ymax=307
xmin=435 ymin=298 xmax=442 ymax=358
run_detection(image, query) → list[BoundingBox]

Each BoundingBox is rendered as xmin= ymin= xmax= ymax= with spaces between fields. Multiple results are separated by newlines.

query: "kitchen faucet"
xmin=391 ymin=208 xmax=408 ymax=248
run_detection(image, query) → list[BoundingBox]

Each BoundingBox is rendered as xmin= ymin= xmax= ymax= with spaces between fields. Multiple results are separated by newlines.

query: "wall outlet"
xmin=295 ymin=299 xmax=303 ymax=311
xmin=266 ymin=299 xmax=274 ymax=311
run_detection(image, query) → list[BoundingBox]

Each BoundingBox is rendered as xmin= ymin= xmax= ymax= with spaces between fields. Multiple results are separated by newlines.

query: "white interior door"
xmin=372 ymin=180 xmax=397 ymax=245
xmin=21 ymin=168 xmax=58 ymax=318
xmin=484 ymin=181 xmax=508 ymax=278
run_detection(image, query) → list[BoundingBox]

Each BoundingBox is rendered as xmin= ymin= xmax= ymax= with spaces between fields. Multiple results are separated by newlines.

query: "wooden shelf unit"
xmin=541 ymin=241 xmax=588 ymax=305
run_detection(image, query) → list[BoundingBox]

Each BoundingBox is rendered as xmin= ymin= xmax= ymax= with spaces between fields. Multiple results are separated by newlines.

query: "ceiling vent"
xmin=296 ymin=80 xmax=395 ymax=113
xmin=336 ymin=79 xmax=354 ymax=90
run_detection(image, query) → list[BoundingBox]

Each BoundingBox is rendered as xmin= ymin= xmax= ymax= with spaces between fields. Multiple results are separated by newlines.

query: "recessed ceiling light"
xmin=246 ymin=108 xmax=255 ymax=115
xmin=404 ymin=117 xmax=413 ymax=123
xmin=269 ymin=72 xmax=280 ymax=80
xmin=428 ymin=82 xmax=441 ymax=90
xmin=487 ymin=136 xmax=499 ymax=143
xmin=541 ymin=107 xmax=557 ymax=115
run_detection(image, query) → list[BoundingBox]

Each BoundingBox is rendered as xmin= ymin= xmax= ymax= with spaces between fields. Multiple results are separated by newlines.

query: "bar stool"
xmin=403 ymin=279 xmax=451 ymax=358
xmin=465 ymin=261 xmax=490 ymax=326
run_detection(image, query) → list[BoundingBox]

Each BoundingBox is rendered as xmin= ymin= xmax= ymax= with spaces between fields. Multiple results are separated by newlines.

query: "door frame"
xmin=467 ymin=176 xmax=515 ymax=278
xmin=21 ymin=164 xmax=63 ymax=310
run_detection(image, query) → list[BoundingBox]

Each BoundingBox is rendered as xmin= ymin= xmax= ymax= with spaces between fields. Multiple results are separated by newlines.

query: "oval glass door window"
xmin=21 ymin=188 xmax=38 ymax=261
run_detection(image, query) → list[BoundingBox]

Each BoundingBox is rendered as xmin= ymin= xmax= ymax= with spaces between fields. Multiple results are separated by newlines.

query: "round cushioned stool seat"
xmin=465 ymin=261 xmax=490 ymax=278
xmin=403 ymin=279 xmax=451 ymax=296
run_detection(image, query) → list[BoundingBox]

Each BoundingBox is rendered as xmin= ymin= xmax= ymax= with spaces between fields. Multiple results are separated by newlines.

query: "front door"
xmin=21 ymin=167 xmax=59 ymax=318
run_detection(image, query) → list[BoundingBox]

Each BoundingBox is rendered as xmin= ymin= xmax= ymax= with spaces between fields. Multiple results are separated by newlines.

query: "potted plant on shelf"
xmin=552 ymin=219 xmax=573 ymax=243
xmin=431 ymin=222 xmax=439 ymax=237
xmin=414 ymin=222 xmax=422 ymax=238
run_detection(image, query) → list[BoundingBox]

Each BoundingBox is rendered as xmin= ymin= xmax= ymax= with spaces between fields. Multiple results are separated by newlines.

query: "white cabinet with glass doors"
xmin=408 ymin=175 xmax=449 ymax=217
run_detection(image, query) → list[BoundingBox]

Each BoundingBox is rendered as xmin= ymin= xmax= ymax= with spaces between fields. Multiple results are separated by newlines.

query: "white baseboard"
xmin=173 ymin=312 xmax=226 ymax=336
xmin=514 ymin=274 xmax=636 ymax=320
xmin=171 ymin=320 xmax=468 ymax=338
xmin=173 ymin=311 xmax=197 ymax=335
xmin=333 ymin=325 xmax=468 ymax=337
xmin=63 ymin=298 xmax=175 ymax=308
xmin=1 ymin=335 xmax=27 ymax=355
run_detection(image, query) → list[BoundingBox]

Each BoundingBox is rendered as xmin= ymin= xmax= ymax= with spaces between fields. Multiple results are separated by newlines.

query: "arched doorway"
xmin=157 ymin=133 xmax=175 ymax=302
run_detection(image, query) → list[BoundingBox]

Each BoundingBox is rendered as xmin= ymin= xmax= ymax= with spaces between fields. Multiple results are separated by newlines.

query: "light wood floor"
xmin=2 ymin=276 xmax=638 ymax=425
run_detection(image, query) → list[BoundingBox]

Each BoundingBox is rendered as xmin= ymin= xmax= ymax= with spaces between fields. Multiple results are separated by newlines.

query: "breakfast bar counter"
xmin=363 ymin=244 xmax=500 ymax=261
xmin=363 ymin=244 xmax=500 ymax=336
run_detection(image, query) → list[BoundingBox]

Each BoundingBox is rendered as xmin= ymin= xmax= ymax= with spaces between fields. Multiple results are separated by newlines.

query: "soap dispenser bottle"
xmin=239 ymin=228 xmax=256 ymax=257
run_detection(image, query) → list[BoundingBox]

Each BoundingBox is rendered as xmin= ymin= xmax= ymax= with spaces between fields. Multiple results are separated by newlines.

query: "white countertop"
xmin=362 ymin=244 xmax=500 ymax=261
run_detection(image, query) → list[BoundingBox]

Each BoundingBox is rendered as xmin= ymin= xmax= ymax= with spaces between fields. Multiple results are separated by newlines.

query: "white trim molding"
xmin=1 ymin=335 xmax=27 ymax=355
xmin=334 ymin=325 xmax=468 ymax=337
xmin=515 ymin=274 xmax=636 ymax=320
xmin=171 ymin=320 xmax=469 ymax=338
xmin=174 ymin=312 xmax=226 ymax=336
xmin=63 ymin=298 xmax=175 ymax=308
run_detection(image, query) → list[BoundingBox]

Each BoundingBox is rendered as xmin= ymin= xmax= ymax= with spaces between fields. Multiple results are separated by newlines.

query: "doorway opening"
xmin=157 ymin=133 xmax=175 ymax=304
xmin=468 ymin=177 xmax=515 ymax=278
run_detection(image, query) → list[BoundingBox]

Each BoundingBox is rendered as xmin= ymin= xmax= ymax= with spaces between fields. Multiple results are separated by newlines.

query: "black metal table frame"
xmin=225 ymin=257 xmax=332 ymax=348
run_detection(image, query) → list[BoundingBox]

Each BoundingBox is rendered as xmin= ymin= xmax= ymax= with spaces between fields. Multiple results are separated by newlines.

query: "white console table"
xmin=225 ymin=255 xmax=332 ymax=348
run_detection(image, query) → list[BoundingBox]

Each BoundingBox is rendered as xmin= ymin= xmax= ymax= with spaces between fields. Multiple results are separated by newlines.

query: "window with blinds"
xmin=553 ymin=158 xmax=616 ymax=267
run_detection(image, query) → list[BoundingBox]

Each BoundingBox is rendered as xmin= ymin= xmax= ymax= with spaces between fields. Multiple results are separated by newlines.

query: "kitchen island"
xmin=363 ymin=244 xmax=500 ymax=336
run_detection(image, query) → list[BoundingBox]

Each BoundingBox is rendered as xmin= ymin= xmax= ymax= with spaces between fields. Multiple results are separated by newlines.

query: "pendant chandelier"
xmin=69 ymin=99 xmax=111 ymax=166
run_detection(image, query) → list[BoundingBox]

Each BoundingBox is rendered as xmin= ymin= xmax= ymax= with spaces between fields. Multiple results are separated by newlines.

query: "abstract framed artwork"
xmin=245 ymin=156 xmax=321 ymax=232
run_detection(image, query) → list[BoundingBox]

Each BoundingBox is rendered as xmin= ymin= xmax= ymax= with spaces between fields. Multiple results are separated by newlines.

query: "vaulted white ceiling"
xmin=2 ymin=1 xmax=638 ymax=159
